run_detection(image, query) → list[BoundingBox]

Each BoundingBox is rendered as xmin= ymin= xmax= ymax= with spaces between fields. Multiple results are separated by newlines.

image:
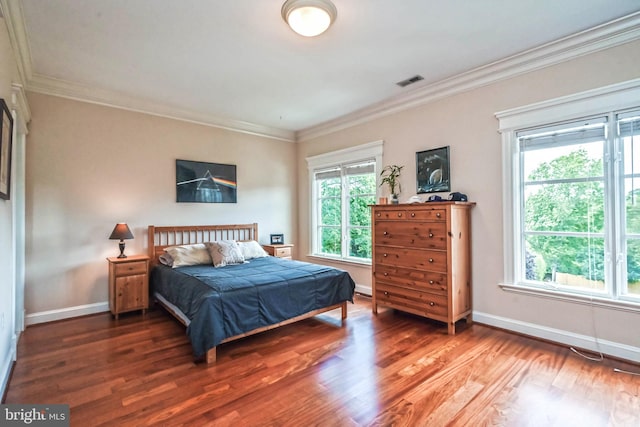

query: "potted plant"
xmin=380 ymin=165 xmax=403 ymax=204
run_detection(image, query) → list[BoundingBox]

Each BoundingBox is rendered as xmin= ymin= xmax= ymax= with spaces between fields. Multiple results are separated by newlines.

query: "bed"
xmin=147 ymin=223 xmax=355 ymax=363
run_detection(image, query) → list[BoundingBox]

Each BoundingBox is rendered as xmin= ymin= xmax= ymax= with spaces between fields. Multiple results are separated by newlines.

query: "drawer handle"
xmin=410 ymin=213 xmax=415 ymax=217
xmin=436 ymin=212 xmax=441 ymax=218
xmin=429 ymin=258 xmax=434 ymax=263
xmin=383 ymin=253 xmax=388 ymax=257
xmin=384 ymin=291 xmax=389 ymax=296
xmin=377 ymin=213 xmax=381 ymax=217
xmin=383 ymin=272 xmax=388 ymax=276
xmin=429 ymin=280 xmax=434 ymax=284
xmin=429 ymin=302 xmax=435 ymax=307
xmin=429 ymin=233 xmax=433 ymax=238
xmin=383 ymin=231 xmax=388 ymax=235
xmin=397 ymin=213 xmax=403 ymax=218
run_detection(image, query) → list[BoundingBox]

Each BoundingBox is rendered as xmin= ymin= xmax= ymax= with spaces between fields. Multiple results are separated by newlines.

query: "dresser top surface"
xmin=371 ymin=201 xmax=475 ymax=209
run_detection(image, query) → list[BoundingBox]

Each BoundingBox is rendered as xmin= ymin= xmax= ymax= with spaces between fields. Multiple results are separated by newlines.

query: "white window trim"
xmin=306 ymin=140 xmax=384 ymax=262
xmin=495 ymin=78 xmax=640 ymax=311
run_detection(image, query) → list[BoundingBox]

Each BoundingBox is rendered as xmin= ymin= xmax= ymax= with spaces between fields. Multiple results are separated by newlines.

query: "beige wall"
xmin=25 ymin=93 xmax=298 ymax=317
xmin=297 ymin=40 xmax=640 ymax=354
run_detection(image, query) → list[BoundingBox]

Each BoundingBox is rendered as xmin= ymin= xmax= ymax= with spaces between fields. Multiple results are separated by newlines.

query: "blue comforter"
xmin=150 ymin=257 xmax=355 ymax=357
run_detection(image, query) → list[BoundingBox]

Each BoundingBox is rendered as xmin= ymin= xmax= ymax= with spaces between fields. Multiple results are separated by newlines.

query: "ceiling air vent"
xmin=396 ymin=75 xmax=424 ymax=88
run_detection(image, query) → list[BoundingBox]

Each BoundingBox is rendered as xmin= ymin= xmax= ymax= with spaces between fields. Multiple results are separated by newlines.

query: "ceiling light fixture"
xmin=281 ymin=0 xmax=337 ymax=37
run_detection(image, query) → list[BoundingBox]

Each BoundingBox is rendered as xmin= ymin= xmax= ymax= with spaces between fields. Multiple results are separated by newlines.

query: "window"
xmin=619 ymin=110 xmax=640 ymax=297
xmin=497 ymin=80 xmax=640 ymax=308
xmin=306 ymin=141 xmax=383 ymax=263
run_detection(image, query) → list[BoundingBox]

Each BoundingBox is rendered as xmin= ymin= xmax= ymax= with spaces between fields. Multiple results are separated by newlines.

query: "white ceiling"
xmin=7 ymin=1 xmax=640 ymax=140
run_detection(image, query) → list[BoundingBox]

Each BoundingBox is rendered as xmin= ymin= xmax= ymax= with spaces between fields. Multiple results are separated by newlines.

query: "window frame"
xmin=518 ymin=116 xmax=609 ymax=296
xmin=496 ymin=79 xmax=640 ymax=312
xmin=306 ymin=140 xmax=383 ymax=264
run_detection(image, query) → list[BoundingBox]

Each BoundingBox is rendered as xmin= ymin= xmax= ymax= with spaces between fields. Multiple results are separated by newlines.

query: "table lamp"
xmin=109 ymin=223 xmax=134 ymax=258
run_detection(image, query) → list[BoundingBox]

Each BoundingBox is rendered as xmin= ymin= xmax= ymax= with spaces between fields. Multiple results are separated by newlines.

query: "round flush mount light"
xmin=281 ymin=0 xmax=337 ymax=37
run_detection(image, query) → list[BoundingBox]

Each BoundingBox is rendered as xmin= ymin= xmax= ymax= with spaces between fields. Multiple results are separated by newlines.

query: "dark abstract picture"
xmin=416 ymin=146 xmax=450 ymax=194
xmin=176 ymin=159 xmax=237 ymax=203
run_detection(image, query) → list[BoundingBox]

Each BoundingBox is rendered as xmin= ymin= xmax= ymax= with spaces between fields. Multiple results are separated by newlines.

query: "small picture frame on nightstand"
xmin=270 ymin=233 xmax=284 ymax=244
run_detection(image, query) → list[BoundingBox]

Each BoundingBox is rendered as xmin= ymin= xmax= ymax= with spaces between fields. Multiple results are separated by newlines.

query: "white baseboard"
xmin=23 ymin=288 xmax=373 ymax=326
xmin=355 ymin=284 xmax=372 ymax=296
xmin=473 ymin=311 xmax=640 ymax=363
xmin=1 ymin=344 xmax=16 ymax=402
xmin=25 ymin=302 xmax=109 ymax=326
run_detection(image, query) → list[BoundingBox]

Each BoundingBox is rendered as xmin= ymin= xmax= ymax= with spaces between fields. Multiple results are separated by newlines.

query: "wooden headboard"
xmin=147 ymin=223 xmax=258 ymax=267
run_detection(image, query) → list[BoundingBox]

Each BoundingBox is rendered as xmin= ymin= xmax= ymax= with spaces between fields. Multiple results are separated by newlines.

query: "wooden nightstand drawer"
xmin=114 ymin=260 xmax=147 ymax=276
xmin=262 ymin=244 xmax=294 ymax=259
xmin=274 ymin=246 xmax=292 ymax=257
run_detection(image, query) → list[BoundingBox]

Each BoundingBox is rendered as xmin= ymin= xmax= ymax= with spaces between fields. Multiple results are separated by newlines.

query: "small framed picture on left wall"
xmin=0 ymin=98 xmax=13 ymax=201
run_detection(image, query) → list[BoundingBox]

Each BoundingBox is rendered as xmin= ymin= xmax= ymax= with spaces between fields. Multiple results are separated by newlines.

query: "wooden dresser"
xmin=371 ymin=202 xmax=475 ymax=334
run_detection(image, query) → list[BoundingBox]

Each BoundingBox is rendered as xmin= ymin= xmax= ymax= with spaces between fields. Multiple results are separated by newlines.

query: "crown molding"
xmin=1 ymin=0 xmax=294 ymax=142
xmin=0 ymin=0 xmax=33 ymax=87
xmin=3 ymin=1 xmax=639 ymax=144
xmin=296 ymin=11 xmax=640 ymax=142
xmin=495 ymin=77 xmax=640 ymax=131
xmin=27 ymin=74 xmax=296 ymax=142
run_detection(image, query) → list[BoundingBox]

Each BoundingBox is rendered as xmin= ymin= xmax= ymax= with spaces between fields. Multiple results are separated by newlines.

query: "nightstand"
xmin=262 ymin=244 xmax=294 ymax=260
xmin=107 ymin=255 xmax=150 ymax=319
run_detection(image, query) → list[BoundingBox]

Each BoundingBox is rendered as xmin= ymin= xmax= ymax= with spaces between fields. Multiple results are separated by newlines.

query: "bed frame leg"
xmin=206 ymin=347 xmax=217 ymax=364
xmin=341 ymin=301 xmax=347 ymax=324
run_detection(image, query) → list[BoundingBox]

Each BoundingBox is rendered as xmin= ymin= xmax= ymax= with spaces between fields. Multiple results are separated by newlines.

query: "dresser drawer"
xmin=404 ymin=209 xmax=446 ymax=221
xmin=373 ymin=208 xmax=447 ymax=221
xmin=374 ymin=264 xmax=447 ymax=294
xmin=375 ymin=221 xmax=447 ymax=250
xmin=374 ymin=209 xmax=407 ymax=220
xmin=376 ymin=283 xmax=449 ymax=318
xmin=114 ymin=260 xmax=147 ymax=276
xmin=374 ymin=246 xmax=447 ymax=272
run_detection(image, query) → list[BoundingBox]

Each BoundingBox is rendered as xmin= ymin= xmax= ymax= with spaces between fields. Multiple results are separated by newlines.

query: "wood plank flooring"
xmin=4 ymin=295 xmax=639 ymax=426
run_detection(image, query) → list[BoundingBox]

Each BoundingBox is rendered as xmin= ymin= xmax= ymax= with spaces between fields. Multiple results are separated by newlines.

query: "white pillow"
xmin=164 ymin=243 xmax=211 ymax=268
xmin=238 ymin=240 xmax=269 ymax=260
xmin=205 ymin=240 xmax=245 ymax=267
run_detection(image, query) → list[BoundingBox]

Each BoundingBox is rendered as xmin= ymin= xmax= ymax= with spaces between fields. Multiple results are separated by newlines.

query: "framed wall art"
xmin=176 ymin=159 xmax=237 ymax=203
xmin=0 ymin=98 xmax=13 ymax=201
xmin=416 ymin=146 xmax=450 ymax=194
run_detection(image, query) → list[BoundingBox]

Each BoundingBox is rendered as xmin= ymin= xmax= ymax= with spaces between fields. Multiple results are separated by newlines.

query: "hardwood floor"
xmin=4 ymin=295 xmax=639 ymax=426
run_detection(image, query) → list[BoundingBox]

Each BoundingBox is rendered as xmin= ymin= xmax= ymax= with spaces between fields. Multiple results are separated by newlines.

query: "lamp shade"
xmin=281 ymin=0 xmax=337 ymax=37
xmin=109 ymin=223 xmax=133 ymax=240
